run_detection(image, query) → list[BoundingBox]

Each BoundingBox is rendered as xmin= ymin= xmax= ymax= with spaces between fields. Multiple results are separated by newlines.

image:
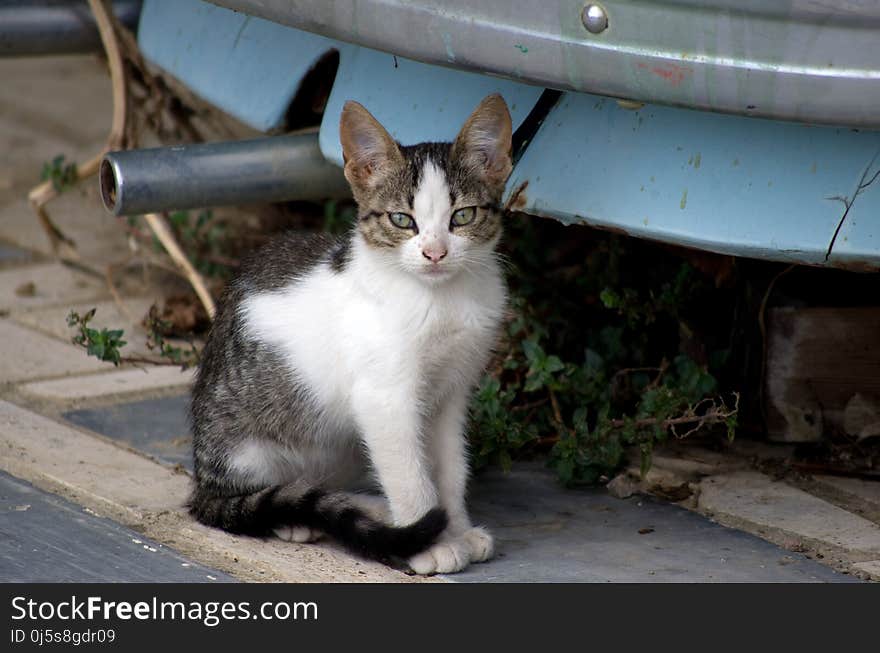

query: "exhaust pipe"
xmin=0 ymin=1 xmax=142 ymax=57
xmin=100 ymin=133 xmax=351 ymax=216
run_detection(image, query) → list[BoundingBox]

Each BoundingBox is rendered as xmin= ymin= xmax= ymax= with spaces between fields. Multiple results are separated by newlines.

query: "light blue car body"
xmin=138 ymin=0 xmax=880 ymax=270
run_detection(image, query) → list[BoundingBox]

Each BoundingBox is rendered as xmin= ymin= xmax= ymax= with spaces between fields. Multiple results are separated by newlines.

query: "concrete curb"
xmin=0 ymin=399 xmax=433 ymax=583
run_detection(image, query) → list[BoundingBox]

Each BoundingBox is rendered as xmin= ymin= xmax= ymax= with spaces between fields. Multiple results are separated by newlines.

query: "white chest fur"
xmin=241 ymin=238 xmax=506 ymax=426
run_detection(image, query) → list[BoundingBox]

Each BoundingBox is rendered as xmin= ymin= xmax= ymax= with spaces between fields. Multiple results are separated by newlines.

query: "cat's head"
xmin=340 ymin=94 xmax=512 ymax=283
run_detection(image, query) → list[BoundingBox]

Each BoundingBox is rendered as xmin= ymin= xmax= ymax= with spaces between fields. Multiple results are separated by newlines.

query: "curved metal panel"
xmin=318 ymin=45 xmax=545 ymax=167
xmin=138 ymin=0 xmax=337 ymax=131
xmin=504 ymin=93 xmax=880 ymax=268
xmin=206 ymin=0 xmax=880 ymax=128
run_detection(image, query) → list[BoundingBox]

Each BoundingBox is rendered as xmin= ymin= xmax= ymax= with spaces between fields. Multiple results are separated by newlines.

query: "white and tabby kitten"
xmin=189 ymin=94 xmax=512 ymax=574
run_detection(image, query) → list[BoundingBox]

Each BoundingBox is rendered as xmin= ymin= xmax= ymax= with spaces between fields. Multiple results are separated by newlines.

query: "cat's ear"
xmin=340 ymin=101 xmax=403 ymax=188
xmin=452 ymin=94 xmax=513 ymax=188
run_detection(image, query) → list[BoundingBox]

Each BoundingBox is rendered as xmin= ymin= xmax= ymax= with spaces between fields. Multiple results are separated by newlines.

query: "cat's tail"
xmin=188 ymin=482 xmax=447 ymax=561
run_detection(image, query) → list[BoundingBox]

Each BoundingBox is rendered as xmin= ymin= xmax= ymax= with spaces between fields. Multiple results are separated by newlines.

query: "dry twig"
xmin=609 ymin=392 xmax=740 ymax=439
xmin=27 ymin=0 xmax=218 ymax=320
xmin=143 ymin=213 xmax=217 ymax=318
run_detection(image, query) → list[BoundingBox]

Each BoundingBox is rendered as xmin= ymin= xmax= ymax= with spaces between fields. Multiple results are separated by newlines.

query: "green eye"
xmin=450 ymin=207 xmax=477 ymax=227
xmin=389 ymin=212 xmax=415 ymax=229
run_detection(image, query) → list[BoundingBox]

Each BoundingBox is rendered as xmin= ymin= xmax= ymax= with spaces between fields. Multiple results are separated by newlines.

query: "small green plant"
xmin=469 ymin=219 xmax=739 ymax=486
xmin=144 ymin=305 xmax=201 ymax=369
xmin=68 ymin=305 xmax=202 ymax=370
xmin=166 ymin=210 xmax=232 ymax=279
xmin=41 ymin=155 xmax=78 ymax=193
xmin=66 ymin=309 xmax=127 ymax=366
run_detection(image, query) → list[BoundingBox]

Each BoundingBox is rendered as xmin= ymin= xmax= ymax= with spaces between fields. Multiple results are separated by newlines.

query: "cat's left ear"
xmin=340 ymin=101 xmax=403 ymax=189
xmin=451 ymin=93 xmax=513 ymax=188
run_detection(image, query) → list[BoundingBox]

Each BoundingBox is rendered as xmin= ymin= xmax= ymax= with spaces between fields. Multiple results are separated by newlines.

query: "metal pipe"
xmin=100 ymin=133 xmax=351 ymax=216
xmin=0 ymin=1 xmax=142 ymax=57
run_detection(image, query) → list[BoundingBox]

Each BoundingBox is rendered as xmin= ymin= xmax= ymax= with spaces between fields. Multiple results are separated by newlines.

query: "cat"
xmin=188 ymin=94 xmax=512 ymax=575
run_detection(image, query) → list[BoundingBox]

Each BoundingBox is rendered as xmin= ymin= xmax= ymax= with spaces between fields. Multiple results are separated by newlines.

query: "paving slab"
xmin=452 ymin=466 xmax=855 ymax=583
xmin=698 ymin=471 xmax=880 ymax=556
xmin=21 ymin=366 xmax=194 ymax=402
xmin=0 ymin=320 xmax=106 ymax=383
xmin=0 ymin=56 xmax=124 ymax=263
xmin=57 ymin=394 xmax=858 ymax=582
xmin=0 ymin=262 xmax=106 ymax=313
xmin=65 ymin=395 xmax=193 ymax=469
xmin=0 ymin=470 xmax=234 ymax=583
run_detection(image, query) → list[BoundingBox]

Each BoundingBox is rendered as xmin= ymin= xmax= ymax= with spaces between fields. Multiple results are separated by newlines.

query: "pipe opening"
xmin=99 ymin=158 xmax=118 ymax=213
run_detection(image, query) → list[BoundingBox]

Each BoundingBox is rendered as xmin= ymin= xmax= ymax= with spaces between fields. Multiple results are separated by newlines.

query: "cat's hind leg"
xmin=274 ymin=525 xmax=323 ymax=543
xmin=273 ymin=492 xmax=389 ymax=543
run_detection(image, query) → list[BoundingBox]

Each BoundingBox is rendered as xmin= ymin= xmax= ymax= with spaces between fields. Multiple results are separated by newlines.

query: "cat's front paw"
xmin=407 ymin=527 xmax=495 ymax=575
xmin=408 ymin=539 xmax=471 ymax=575
xmin=274 ymin=525 xmax=322 ymax=543
xmin=461 ymin=526 xmax=494 ymax=563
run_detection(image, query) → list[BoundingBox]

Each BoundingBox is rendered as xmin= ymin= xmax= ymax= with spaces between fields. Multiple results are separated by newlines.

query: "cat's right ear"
xmin=340 ymin=101 xmax=403 ymax=189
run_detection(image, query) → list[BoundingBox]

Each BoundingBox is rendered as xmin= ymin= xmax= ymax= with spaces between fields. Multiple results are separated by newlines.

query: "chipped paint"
xmin=616 ymin=99 xmax=645 ymax=110
xmin=442 ymin=32 xmax=456 ymax=62
xmin=832 ymin=260 xmax=879 ymax=273
xmin=680 ymin=189 xmax=688 ymax=209
xmin=505 ymin=180 xmax=530 ymax=212
xmin=636 ymin=61 xmax=693 ymax=87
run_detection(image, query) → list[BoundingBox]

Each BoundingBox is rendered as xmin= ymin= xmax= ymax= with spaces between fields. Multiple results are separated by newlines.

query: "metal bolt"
xmin=582 ymin=4 xmax=609 ymax=34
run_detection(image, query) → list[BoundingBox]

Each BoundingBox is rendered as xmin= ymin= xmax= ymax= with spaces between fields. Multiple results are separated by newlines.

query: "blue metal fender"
xmin=137 ymin=0 xmax=336 ymax=132
xmin=136 ymin=0 xmax=880 ymax=269
xmin=137 ymin=0 xmax=543 ymax=148
xmin=504 ymin=93 xmax=880 ymax=268
xmin=317 ymin=46 xmax=543 ymax=168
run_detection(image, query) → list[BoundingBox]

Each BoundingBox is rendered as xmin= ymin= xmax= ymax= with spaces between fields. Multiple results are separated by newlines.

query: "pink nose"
xmin=422 ymin=247 xmax=448 ymax=263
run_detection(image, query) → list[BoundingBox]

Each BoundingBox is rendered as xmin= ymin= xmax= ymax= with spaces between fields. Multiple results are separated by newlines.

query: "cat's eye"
xmin=450 ymin=206 xmax=477 ymax=227
xmin=389 ymin=212 xmax=416 ymax=230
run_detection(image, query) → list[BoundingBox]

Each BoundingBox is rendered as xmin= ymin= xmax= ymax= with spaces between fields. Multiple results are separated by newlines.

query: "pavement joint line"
xmin=0 ymin=320 xmax=109 ymax=383
xmin=0 ymin=399 xmax=431 ymax=583
xmin=18 ymin=366 xmax=196 ymax=402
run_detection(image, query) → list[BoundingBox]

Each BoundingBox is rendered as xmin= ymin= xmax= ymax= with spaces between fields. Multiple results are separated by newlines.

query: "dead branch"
xmin=612 ymin=392 xmax=740 ymax=438
xmin=28 ymin=1 xmax=218 ymax=323
xmin=27 ymin=0 xmax=128 ymax=257
xmin=143 ymin=213 xmax=217 ymax=318
xmin=548 ymin=388 xmax=575 ymax=439
xmin=538 ymin=392 xmax=740 ymax=446
xmin=757 ymin=265 xmax=795 ymax=420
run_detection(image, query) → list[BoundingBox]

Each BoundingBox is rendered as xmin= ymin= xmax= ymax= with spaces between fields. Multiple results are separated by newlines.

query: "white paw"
xmin=408 ymin=539 xmax=472 ymax=575
xmin=274 ymin=526 xmax=321 ymax=543
xmin=407 ymin=527 xmax=495 ymax=575
xmin=461 ymin=526 xmax=495 ymax=563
